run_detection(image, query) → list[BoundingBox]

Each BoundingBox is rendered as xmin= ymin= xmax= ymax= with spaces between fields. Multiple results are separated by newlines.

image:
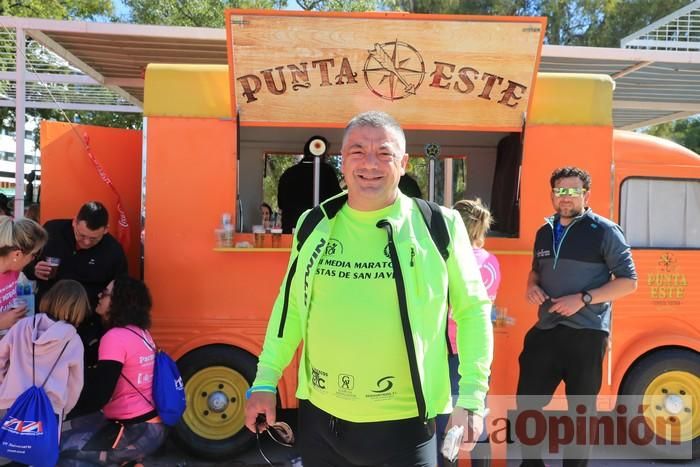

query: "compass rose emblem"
xmin=363 ymin=40 xmax=425 ymax=101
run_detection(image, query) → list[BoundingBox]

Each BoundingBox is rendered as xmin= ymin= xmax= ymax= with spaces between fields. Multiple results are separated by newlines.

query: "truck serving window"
xmin=621 ymin=178 xmax=700 ymax=248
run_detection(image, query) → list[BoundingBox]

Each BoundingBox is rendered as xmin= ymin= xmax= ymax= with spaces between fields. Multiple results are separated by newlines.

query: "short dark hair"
xmin=76 ymin=201 xmax=109 ymax=230
xmin=343 ymin=111 xmax=406 ymax=153
xmin=550 ymin=167 xmax=591 ymax=191
xmin=106 ymin=276 xmax=152 ymax=330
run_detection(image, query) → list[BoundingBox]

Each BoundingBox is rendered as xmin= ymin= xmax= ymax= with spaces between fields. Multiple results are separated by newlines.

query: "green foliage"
xmin=0 ymin=0 xmax=121 ymax=140
xmin=646 ymin=118 xmax=700 ymax=155
xmin=382 ymin=0 xmax=514 ymax=14
xmin=262 ymin=155 xmax=298 ymax=212
xmin=379 ymin=1 xmax=694 ymax=46
xmin=588 ymin=0 xmax=691 ymax=47
xmin=122 ymin=0 xmax=287 ymax=26
xmin=0 ymin=0 xmax=113 ymax=19
xmin=296 ymin=0 xmax=380 ymax=11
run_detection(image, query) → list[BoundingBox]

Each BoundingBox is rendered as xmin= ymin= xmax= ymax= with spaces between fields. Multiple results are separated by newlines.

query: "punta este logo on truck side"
xmin=236 ymin=39 xmax=527 ymax=107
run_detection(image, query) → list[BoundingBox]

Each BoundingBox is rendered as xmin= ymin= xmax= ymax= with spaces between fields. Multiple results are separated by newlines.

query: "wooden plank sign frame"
xmin=226 ymin=10 xmax=546 ymax=131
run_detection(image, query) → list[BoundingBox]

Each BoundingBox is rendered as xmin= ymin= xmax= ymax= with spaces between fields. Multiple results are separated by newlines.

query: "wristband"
xmin=245 ymin=385 xmax=277 ymax=400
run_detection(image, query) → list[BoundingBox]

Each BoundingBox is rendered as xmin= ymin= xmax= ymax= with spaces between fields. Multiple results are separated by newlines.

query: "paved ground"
xmin=147 ymin=438 xmax=695 ymax=467
xmin=145 ymin=409 xmax=695 ymax=467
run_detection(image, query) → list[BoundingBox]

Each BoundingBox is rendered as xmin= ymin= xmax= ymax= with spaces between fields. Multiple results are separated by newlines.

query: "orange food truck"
xmin=38 ymin=9 xmax=699 ymax=462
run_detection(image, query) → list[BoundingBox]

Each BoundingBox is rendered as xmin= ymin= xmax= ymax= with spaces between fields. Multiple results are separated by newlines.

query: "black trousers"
xmin=298 ymin=400 xmax=437 ymax=467
xmin=515 ymin=325 xmax=608 ymax=467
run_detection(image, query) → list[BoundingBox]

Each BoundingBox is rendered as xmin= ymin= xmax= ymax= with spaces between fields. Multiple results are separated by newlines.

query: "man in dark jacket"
xmin=518 ymin=167 xmax=637 ymax=467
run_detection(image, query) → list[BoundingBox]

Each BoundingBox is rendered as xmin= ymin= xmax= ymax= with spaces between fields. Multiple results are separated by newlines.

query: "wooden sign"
xmin=226 ymin=11 xmax=545 ymax=130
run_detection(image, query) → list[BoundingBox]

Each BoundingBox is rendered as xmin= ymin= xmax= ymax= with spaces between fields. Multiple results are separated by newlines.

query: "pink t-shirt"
xmin=449 ymin=248 xmax=501 ymax=351
xmin=0 ymin=270 xmax=19 ymax=313
xmin=99 ymin=325 xmax=156 ymax=420
xmin=473 ymin=247 xmax=501 ymax=301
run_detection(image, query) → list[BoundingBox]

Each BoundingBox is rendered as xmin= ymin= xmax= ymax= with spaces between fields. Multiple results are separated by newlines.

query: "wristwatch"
xmin=581 ymin=291 xmax=593 ymax=305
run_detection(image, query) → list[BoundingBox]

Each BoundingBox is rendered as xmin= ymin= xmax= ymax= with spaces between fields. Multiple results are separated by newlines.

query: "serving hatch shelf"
xmin=214 ymin=247 xmax=291 ymax=252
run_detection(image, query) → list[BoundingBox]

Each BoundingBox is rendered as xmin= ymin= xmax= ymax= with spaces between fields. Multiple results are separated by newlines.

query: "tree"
xmin=1 ymin=0 xmax=119 ymax=148
xmin=647 ymin=118 xmax=700 ymax=155
xmin=296 ymin=0 xmax=379 ymax=11
xmin=122 ymin=0 xmax=287 ymax=27
xmin=588 ymin=0 xmax=691 ymax=48
xmin=380 ymin=1 xmax=694 ymax=46
xmin=0 ymin=0 xmax=112 ymax=19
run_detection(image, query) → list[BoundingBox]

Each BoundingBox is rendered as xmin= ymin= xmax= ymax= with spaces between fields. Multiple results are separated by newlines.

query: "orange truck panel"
xmin=39 ymin=121 xmax=142 ymax=278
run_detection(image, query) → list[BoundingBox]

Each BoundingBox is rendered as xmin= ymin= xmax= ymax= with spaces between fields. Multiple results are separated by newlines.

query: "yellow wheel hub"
xmin=183 ymin=366 xmax=249 ymax=440
xmin=642 ymin=370 xmax=700 ymax=443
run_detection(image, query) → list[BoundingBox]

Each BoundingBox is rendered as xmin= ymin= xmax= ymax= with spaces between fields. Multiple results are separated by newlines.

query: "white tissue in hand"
xmin=441 ymin=424 xmax=464 ymax=462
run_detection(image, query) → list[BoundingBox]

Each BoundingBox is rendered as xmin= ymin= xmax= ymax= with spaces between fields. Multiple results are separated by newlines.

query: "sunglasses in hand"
xmin=255 ymin=413 xmax=295 ymax=466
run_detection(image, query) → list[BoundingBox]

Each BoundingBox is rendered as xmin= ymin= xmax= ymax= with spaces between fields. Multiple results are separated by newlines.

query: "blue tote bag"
xmin=122 ymin=328 xmax=186 ymax=426
xmin=0 ymin=323 xmax=69 ymax=467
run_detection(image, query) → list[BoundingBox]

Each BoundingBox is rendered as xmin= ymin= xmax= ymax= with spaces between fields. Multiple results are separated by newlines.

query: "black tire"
xmin=620 ymin=348 xmax=700 ymax=460
xmin=173 ymin=345 xmax=258 ymax=460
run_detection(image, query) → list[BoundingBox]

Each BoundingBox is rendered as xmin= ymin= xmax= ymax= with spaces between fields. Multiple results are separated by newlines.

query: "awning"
xmin=1 ymin=14 xmax=699 ymax=129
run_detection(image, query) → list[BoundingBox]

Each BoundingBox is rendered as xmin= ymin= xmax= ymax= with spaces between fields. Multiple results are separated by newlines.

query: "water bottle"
xmin=271 ymin=211 xmax=283 ymax=248
xmin=14 ymin=280 xmax=35 ymax=316
xmin=221 ymin=212 xmax=234 ymax=247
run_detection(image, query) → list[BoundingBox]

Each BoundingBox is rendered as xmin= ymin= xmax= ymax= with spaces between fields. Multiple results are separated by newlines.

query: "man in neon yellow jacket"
xmin=245 ymin=111 xmax=493 ymax=466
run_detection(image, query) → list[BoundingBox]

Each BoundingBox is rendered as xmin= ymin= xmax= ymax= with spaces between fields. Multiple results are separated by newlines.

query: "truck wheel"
xmin=620 ymin=349 xmax=700 ymax=460
xmin=174 ymin=345 xmax=257 ymax=460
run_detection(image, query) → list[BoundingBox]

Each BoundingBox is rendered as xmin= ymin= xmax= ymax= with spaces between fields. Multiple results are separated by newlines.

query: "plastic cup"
xmin=493 ymin=307 xmax=511 ymax=328
xmin=45 ymin=256 xmax=61 ymax=279
xmin=223 ymin=226 xmax=234 ymax=247
xmin=215 ymin=228 xmax=226 ymax=248
xmin=271 ymin=228 xmax=283 ymax=248
xmin=252 ymin=225 xmax=265 ymax=248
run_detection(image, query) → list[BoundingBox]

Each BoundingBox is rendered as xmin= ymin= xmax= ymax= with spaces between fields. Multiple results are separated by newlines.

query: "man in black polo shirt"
xmin=25 ymin=201 xmax=128 ymax=391
xmin=26 ymin=201 xmax=128 ymax=308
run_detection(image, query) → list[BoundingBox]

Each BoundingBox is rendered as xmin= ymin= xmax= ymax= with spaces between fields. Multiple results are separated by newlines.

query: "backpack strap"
xmin=413 ymin=197 xmax=450 ymax=261
xmin=294 ymin=193 xmax=348 ymax=251
xmin=378 ymin=220 xmax=427 ymax=422
xmin=119 ymin=327 xmax=157 ymax=407
xmin=277 ymin=194 xmax=348 ymax=338
xmin=276 ymin=207 xmax=324 ymax=338
xmin=122 ymin=326 xmax=156 ymax=351
xmin=295 ymin=205 xmax=325 ymax=252
xmin=413 ymin=198 xmax=456 ymax=354
xmin=30 ymin=314 xmax=71 ymax=388
xmin=120 ymin=372 xmax=155 ymax=409
xmin=32 ymin=314 xmax=36 ymax=386
xmin=40 ymin=341 xmax=71 ymax=389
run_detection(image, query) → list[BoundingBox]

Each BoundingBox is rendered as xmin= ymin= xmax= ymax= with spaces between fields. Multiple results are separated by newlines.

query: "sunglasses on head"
xmin=552 ymin=187 xmax=586 ymax=197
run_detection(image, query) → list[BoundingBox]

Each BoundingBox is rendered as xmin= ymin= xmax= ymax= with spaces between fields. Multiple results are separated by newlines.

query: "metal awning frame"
xmin=0 ymin=15 xmax=225 ymax=216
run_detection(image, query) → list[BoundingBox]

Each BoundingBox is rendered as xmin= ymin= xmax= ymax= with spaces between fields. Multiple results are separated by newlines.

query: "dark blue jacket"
xmin=532 ymin=208 xmax=636 ymax=333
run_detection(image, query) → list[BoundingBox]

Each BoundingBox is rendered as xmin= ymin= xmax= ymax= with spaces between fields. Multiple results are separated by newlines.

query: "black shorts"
xmin=299 ymin=400 xmax=436 ymax=467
